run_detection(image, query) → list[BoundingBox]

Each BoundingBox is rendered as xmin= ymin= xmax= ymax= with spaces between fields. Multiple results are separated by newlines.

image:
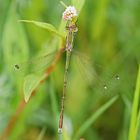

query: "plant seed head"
xmin=62 ymin=6 xmax=78 ymax=21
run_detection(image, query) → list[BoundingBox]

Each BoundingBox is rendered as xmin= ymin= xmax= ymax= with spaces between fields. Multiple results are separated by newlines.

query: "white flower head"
xmin=62 ymin=6 xmax=78 ymax=21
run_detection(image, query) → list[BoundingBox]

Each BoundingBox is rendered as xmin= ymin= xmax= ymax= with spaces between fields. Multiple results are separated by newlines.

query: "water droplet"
xmin=58 ymin=128 xmax=62 ymax=134
xmin=103 ymin=84 xmax=108 ymax=90
xmin=115 ymin=75 xmax=120 ymax=80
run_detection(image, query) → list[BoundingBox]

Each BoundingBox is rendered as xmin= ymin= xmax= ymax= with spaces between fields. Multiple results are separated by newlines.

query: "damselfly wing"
xmin=13 ymin=50 xmax=59 ymax=76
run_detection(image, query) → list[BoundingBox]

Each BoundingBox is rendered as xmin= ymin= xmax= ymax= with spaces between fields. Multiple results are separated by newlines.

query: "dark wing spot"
xmin=103 ymin=84 xmax=108 ymax=90
xmin=115 ymin=75 xmax=120 ymax=80
xmin=14 ymin=64 xmax=20 ymax=70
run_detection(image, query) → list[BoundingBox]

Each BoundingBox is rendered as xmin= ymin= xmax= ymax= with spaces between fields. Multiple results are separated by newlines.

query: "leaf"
xmin=2 ymin=12 xmax=29 ymax=72
xmin=19 ymin=20 xmax=64 ymax=38
xmin=74 ymin=95 xmax=118 ymax=140
xmin=23 ymin=74 xmax=45 ymax=102
xmin=2 ymin=4 xmax=29 ymax=89
xmin=128 ymin=65 xmax=140 ymax=140
xmin=72 ymin=0 xmax=85 ymax=14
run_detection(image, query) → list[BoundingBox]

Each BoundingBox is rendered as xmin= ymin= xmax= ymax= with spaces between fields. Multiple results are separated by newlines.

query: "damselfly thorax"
xmin=65 ymin=24 xmax=78 ymax=52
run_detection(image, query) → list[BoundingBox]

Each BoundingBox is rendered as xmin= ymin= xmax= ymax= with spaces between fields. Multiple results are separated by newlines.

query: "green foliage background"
xmin=0 ymin=0 xmax=140 ymax=140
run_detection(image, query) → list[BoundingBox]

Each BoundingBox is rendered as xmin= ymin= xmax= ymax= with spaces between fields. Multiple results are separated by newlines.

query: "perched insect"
xmin=14 ymin=4 xmax=121 ymax=134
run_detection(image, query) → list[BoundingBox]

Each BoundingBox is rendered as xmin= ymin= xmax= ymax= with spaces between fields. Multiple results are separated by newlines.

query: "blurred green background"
xmin=0 ymin=0 xmax=140 ymax=140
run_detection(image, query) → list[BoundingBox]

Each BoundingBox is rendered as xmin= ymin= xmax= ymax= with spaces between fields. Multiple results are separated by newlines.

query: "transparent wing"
xmin=71 ymin=50 xmax=121 ymax=95
xmin=13 ymin=50 xmax=59 ymax=76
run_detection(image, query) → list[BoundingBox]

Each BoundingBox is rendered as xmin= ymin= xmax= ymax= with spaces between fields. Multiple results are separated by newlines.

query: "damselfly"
xmin=57 ymin=23 xmax=78 ymax=133
xmin=14 ymin=22 xmax=120 ymax=134
xmin=57 ymin=22 xmax=120 ymax=133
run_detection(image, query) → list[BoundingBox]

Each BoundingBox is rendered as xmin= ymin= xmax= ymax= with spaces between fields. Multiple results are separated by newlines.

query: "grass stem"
xmin=128 ymin=65 xmax=140 ymax=140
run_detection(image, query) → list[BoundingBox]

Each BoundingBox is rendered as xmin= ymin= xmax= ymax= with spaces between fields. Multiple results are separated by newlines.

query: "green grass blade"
xmin=128 ymin=65 xmax=140 ymax=140
xmin=37 ymin=127 xmax=47 ymax=140
xmin=135 ymin=110 xmax=140 ymax=139
xmin=74 ymin=95 xmax=118 ymax=139
xmin=60 ymin=1 xmax=67 ymax=8
xmin=19 ymin=20 xmax=64 ymax=38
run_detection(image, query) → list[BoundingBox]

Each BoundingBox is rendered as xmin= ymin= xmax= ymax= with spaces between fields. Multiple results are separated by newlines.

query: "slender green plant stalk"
xmin=128 ymin=65 xmax=140 ymax=140
xmin=135 ymin=109 xmax=140 ymax=139
xmin=60 ymin=1 xmax=67 ymax=8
